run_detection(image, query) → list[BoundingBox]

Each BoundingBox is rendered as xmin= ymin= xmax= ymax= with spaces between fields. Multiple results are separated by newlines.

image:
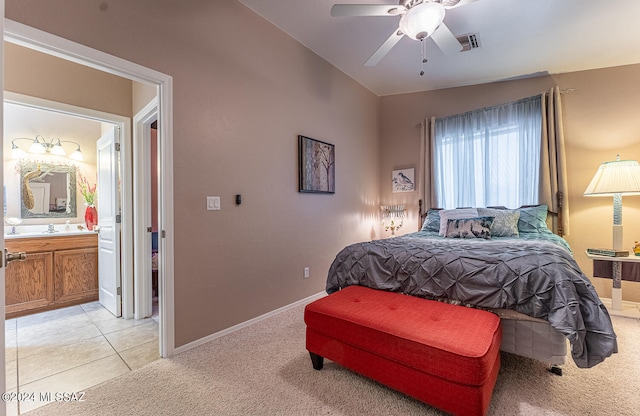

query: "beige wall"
xmin=5 ymin=0 xmax=380 ymax=347
xmin=379 ymin=65 xmax=640 ymax=302
xmin=4 ymin=42 xmax=132 ymax=117
xmin=132 ymin=82 xmax=157 ymax=116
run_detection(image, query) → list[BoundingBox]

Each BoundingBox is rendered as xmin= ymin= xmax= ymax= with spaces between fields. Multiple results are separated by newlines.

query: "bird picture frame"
xmin=392 ymin=168 xmax=415 ymax=193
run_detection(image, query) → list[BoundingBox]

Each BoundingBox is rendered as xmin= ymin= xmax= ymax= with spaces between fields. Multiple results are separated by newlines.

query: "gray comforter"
xmin=326 ymin=231 xmax=617 ymax=368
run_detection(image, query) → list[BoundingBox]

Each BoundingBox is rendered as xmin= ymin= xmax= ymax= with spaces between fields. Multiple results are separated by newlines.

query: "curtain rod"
xmin=419 ymin=87 xmax=578 ymax=127
xmin=542 ymin=87 xmax=578 ymax=95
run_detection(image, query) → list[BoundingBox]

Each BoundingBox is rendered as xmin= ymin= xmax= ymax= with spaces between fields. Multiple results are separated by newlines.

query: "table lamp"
xmin=584 ymin=155 xmax=640 ymax=309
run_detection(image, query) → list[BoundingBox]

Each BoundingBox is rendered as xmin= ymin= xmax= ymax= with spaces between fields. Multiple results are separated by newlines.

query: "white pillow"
xmin=439 ymin=208 xmax=479 ymax=236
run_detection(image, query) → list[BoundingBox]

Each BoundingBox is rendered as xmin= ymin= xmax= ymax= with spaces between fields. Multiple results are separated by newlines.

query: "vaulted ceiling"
xmin=239 ymin=0 xmax=640 ymax=96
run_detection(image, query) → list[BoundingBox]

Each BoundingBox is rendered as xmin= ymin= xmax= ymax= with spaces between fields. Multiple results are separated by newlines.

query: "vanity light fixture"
xmin=11 ymin=135 xmax=84 ymax=161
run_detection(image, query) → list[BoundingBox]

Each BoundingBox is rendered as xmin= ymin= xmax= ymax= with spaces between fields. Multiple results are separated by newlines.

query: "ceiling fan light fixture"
xmin=399 ymin=2 xmax=446 ymax=41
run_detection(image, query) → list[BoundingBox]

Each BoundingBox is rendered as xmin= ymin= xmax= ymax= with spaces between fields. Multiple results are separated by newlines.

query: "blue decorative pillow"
xmin=517 ymin=205 xmax=549 ymax=233
xmin=477 ymin=208 xmax=520 ymax=237
xmin=421 ymin=208 xmax=441 ymax=232
xmin=445 ymin=216 xmax=494 ymax=239
xmin=439 ymin=208 xmax=479 ymax=236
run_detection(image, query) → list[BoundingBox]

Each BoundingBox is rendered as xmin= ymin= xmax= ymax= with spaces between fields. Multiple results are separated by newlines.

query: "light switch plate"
xmin=207 ymin=196 xmax=220 ymax=211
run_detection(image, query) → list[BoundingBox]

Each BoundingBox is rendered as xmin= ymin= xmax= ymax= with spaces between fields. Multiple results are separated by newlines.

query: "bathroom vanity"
xmin=5 ymin=232 xmax=98 ymax=318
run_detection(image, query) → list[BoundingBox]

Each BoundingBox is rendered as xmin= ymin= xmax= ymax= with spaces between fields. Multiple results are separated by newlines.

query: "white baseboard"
xmin=174 ymin=291 xmax=327 ymax=355
xmin=600 ymin=297 xmax=640 ymax=319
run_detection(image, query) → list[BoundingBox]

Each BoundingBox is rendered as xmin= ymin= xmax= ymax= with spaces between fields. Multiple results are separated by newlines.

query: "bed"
xmin=326 ymin=204 xmax=618 ymax=371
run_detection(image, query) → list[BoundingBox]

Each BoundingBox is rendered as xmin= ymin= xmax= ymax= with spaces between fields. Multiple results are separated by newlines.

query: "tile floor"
xmin=4 ymin=301 xmax=160 ymax=415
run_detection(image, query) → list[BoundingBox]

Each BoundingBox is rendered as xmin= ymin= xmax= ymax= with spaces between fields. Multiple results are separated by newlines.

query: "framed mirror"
xmin=20 ymin=161 xmax=77 ymax=219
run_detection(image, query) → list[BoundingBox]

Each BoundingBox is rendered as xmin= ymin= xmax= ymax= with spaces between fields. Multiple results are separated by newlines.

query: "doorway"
xmin=2 ymin=95 xmax=162 ymax=415
xmin=3 ymin=92 xmax=133 ymax=314
xmin=2 ymin=18 xmax=175 ymax=416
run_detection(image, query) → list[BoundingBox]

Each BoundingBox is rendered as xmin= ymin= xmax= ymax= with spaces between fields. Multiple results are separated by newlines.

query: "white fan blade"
xmin=331 ymin=4 xmax=406 ymax=17
xmin=441 ymin=0 xmax=478 ymax=9
xmin=431 ymin=23 xmax=462 ymax=56
xmin=365 ymin=29 xmax=404 ymax=67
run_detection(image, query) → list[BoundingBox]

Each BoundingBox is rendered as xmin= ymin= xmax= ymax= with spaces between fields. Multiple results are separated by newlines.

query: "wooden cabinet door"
xmin=54 ymin=248 xmax=99 ymax=303
xmin=5 ymin=252 xmax=54 ymax=315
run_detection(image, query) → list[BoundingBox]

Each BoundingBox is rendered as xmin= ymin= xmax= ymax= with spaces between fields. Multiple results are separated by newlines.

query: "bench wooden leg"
xmin=309 ymin=352 xmax=324 ymax=370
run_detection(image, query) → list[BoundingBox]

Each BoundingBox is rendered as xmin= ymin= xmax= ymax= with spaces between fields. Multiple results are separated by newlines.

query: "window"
xmin=433 ymin=96 xmax=542 ymax=209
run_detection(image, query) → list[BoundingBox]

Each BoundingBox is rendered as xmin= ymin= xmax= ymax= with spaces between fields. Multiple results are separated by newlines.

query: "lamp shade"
xmin=583 ymin=158 xmax=640 ymax=196
xmin=399 ymin=2 xmax=445 ymax=41
xmin=11 ymin=142 xmax=28 ymax=159
xmin=29 ymin=138 xmax=45 ymax=154
xmin=69 ymin=145 xmax=84 ymax=161
xmin=50 ymin=141 xmax=66 ymax=156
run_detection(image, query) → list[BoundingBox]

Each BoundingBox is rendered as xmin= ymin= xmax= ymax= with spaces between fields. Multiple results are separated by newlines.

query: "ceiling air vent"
xmin=456 ymin=33 xmax=481 ymax=52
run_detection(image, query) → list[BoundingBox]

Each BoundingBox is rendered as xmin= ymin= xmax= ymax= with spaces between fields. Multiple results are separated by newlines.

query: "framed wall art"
xmin=392 ymin=168 xmax=415 ymax=193
xmin=298 ymin=135 xmax=335 ymax=193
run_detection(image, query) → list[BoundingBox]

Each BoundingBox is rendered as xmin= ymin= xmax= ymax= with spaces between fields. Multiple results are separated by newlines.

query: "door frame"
xmin=133 ymin=98 xmax=158 ymax=319
xmin=1 ymin=7 xmax=6 ymax=414
xmin=3 ymin=19 xmax=176 ymax=359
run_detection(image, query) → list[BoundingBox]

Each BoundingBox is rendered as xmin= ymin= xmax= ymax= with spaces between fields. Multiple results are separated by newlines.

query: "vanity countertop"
xmin=5 ymin=230 xmax=98 ymax=239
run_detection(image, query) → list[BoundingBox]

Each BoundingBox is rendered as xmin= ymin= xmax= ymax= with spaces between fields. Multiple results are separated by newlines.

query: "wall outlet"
xmin=303 ymin=267 xmax=310 ymax=279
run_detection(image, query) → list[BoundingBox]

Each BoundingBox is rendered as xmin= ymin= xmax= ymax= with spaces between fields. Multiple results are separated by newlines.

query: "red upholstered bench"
xmin=304 ymin=285 xmax=502 ymax=416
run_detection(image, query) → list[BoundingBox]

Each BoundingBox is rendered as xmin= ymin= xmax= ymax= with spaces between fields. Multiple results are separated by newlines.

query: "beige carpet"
xmin=24 ymin=304 xmax=640 ymax=416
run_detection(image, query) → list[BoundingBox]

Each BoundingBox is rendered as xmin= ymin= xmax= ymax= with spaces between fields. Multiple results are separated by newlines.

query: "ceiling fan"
xmin=331 ymin=0 xmax=478 ymax=66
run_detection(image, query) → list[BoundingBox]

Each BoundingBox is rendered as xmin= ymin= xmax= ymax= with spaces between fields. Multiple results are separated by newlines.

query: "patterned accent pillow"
xmin=438 ymin=208 xmax=478 ymax=236
xmin=421 ymin=208 xmax=442 ymax=232
xmin=477 ymin=208 xmax=520 ymax=237
xmin=517 ymin=204 xmax=549 ymax=233
xmin=445 ymin=216 xmax=495 ymax=239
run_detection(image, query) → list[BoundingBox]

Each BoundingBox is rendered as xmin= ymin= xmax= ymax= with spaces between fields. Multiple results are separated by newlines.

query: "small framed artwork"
xmin=299 ymin=135 xmax=335 ymax=193
xmin=392 ymin=168 xmax=415 ymax=193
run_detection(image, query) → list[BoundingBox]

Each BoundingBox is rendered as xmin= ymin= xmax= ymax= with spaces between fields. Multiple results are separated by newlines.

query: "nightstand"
xmin=586 ymin=251 xmax=640 ymax=316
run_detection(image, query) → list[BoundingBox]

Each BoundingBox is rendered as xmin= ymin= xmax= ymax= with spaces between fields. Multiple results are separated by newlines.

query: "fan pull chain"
xmin=419 ymin=38 xmax=427 ymax=76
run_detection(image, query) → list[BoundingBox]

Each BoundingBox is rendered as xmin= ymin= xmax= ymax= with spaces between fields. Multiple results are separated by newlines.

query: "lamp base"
xmin=611 ymin=287 xmax=623 ymax=311
xmin=612 ymin=224 xmax=623 ymax=251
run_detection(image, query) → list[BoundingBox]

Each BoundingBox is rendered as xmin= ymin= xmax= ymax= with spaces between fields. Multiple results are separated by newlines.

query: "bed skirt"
xmin=493 ymin=308 xmax=566 ymax=365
